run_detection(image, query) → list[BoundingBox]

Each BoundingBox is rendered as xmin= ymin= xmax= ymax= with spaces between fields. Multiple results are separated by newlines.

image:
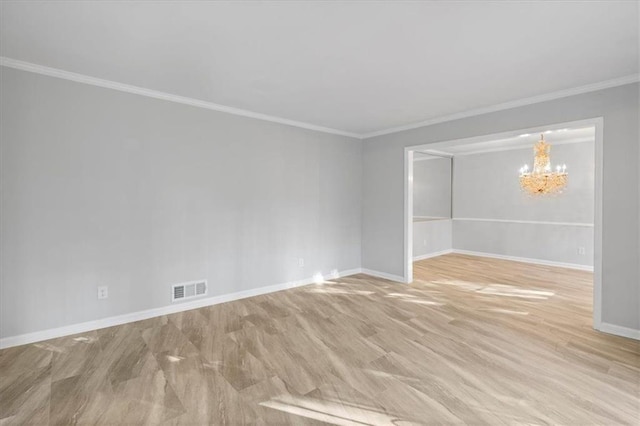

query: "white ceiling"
xmin=415 ymin=126 xmax=595 ymax=158
xmin=1 ymin=1 xmax=638 ymax=137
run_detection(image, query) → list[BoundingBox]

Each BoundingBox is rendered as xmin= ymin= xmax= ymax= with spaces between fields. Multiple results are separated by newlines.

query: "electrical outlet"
xmin=298 ymin=258 xmax=305 ymax=268
xmin=97 ymin=286 xmax=108 ymax=300
xmin=423 ymin=239 xmax=427 ymax=246
xmin=578 ymin=247 xmax=586 ymax=255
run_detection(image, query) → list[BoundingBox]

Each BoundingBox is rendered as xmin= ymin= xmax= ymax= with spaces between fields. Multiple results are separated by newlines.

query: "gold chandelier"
xmin=519 ymin=134 xmax=567 ymax=195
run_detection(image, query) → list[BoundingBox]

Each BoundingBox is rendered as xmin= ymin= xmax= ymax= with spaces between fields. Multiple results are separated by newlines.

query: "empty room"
xmin=0 ymin=1 xmax=638 ymax=425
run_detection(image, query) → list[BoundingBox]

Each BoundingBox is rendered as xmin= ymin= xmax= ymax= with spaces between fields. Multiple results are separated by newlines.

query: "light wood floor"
xmin=1 ymin=254 xmax=638 ymax=424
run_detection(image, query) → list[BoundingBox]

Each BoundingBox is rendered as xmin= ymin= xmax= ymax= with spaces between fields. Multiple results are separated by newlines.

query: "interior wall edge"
xmin=413 ymin=249 xmax=454 ymax=262
xmin=3 ymin=56 xmax=638 ymax=142
xmin=360 ymin=269 xmax=406 ymax=283
xmin=452 ymin=218 xmax=594 ymax=227
xmin=0 ymin=267 xmax=364 ymax=350
xmin=595 ymin=322 xmax=640 ymax=341
xmin=361 ymin=75 xmax=640 ymax=139
xmin=0 ymin=58 xmax=361 ymax=139
xmin=451 ymin=249 xmax=594 ymax=272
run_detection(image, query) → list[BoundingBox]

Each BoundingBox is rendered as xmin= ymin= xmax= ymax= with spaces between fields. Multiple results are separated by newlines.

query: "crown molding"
xmin=2 ymin=56 xmax=638 ymax=141
xmin=0 ymin=57 xmax=361 ymax=139
xmin=362 ymin=74 xmax=640 ymax=139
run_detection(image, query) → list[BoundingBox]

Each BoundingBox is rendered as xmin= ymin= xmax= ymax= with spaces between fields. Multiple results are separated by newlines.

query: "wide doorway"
xmin=404 ymin=118 xmax=603 ymax=330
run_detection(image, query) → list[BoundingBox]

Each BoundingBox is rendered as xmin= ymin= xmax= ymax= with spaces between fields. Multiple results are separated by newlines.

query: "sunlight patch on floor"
xmin=428 ymin=280 xmax=554 ymax=300
xmin=305 ymin=287 xmax=375 ymax=296
xmin=480 ymin=308 xmax=530 ymax=316
xmin=431 ymin=280 xmax=484 ymax=291
xmin=165 ymin=355 xmax=185 ymax=363
xmin=402 ymin=299 xmax=445 ymax=306
xmin=260 ymin=394 xmax=412 ymax=426
xmin=385 ymin=292 xmax=444 ymax=306
xmin=386 ymin=293 xmax=417 ymax=298
xmin=477 ymin=284 xmax=554 ymax=300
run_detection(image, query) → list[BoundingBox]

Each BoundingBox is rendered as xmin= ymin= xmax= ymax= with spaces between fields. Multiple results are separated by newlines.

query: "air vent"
xmin=173 ymin=286 xmax=185 ymax=300
xmin=172 ymin=280 xmax=207 ymax=302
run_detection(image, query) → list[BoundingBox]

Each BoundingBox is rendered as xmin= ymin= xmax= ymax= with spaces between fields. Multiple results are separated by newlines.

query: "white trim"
xmin=413 ymin=154 xmax=452 ymax=162
xmin=413 ymin=216 xmax=450 ymax=221
xmin=405 ymin=150 xmax=414 ymax=284
xmin=452 ymin=249 xmax=594 ymax=272
xmin=453 ymin=218 xmax=594 ymax=228
xmin=325 ymin=268 xmax=362 ymax=279
xmin=592 ymin=119 xmax=604 ymax=330
xmin=0 ymin=268 xmax=361 ymax=349
xmin=417 ymin=136 xmax=593 ymax=158
xmin=361 ymin=268 xmax=406 ymax=283
xmin=1 ymin=56 xmax=637 ymax=142
xmin=0 ymin=57 xmax=360 ymax=139
xmin=596 ymin=322 xmax=640 ymax=341
xmin=448 ymin=136 xmax=594 ymax=157
xmin=415 ymin=149 xmax=455 ymax=158
xmin=404 ymin=119 xmax=602 ymax=155
xmin=363 ymin=75 xmax=638 ymax=139
xmin=413 ymin=249 xmax=454 ymax=262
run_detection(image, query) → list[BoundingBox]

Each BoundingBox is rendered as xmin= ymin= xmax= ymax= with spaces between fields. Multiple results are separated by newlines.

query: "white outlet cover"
xmin=97 ymin=286 xmax=108 ymax=299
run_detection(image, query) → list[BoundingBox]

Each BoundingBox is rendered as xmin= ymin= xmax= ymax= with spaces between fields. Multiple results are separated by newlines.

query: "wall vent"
xmin=172 ymin=280 xmax=207 ymax=302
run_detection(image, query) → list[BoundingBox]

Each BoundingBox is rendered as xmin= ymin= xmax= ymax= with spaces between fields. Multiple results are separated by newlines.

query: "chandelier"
xmin=519 ymin=134 xmax=567 ymax=195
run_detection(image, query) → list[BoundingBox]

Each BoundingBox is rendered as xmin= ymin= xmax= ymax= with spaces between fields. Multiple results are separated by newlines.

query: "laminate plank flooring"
xmin=1 ymin=254 xmax=638 ymax=424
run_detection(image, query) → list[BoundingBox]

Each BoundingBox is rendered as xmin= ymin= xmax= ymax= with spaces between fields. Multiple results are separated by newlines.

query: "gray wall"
xmin=2 ymin=66 xmax=637 ymax=338
xmin=0 ymin=67 xmax=362 ymax=339
xmin=413 ymin=219 xmax=452 ymax=259
xmin=362 ymin=83 xmax=639 ymax=331
xmin=453 ymin=221 xmax=594 ymax=266
xmin=413 ymin=157 xmax=452 ymax=218
xmin=452 ymin=142 xmax=595 ymax=266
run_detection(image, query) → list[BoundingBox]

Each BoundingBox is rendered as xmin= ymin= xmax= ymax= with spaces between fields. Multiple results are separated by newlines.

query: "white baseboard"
xmin=360 ymin=268 xmax=406 ymax=283
xmin=0 ymin=268 xmax=362 ymax=349
xmin=326 ymin=268 xmax=362 ymax=279
xmin=413 ymin=249 xmax=454 ymax=262
xmin=596 ymin=322 xmax=640 ymax=340
xmin=452 ymin=249 xmax=594 ymax=272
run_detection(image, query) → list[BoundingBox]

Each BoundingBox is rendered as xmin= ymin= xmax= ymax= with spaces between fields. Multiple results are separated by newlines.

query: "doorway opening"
xmin=404 ymin=117 xmax=603 ymax=330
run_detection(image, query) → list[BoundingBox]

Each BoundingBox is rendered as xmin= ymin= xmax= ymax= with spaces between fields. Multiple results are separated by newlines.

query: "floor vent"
xmin=172 ymin=280 xmax=208 ymax=302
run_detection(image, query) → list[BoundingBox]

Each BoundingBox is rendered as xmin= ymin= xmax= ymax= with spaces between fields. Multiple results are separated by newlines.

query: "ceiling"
xmin=415 ymin=126 xmax=595 ymax=158
xmin=1 ymin=1 xmax=638 ymax=137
